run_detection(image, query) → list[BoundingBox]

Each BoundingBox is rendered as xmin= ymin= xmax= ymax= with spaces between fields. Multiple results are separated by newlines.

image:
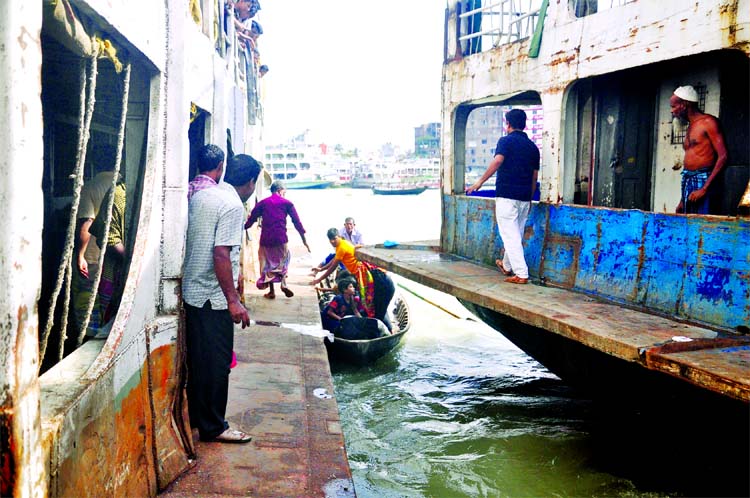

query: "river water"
xmin=287 ymin=188 xmax=748 ymax=498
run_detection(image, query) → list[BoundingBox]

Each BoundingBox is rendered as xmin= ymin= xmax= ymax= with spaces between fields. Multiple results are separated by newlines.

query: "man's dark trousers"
xmin=184 ymin=300 xmax=233 ymax=440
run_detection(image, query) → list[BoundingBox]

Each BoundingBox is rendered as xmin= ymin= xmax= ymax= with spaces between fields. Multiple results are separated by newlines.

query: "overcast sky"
xmin=258 ymin=1 xmax=445 ymax=151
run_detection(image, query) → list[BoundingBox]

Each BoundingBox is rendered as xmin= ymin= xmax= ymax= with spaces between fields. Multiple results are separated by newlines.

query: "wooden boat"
xmin=372 ymin=184 xmax=427 ymax=196
xmin=320 ymin=292 xmax=411 ymax=365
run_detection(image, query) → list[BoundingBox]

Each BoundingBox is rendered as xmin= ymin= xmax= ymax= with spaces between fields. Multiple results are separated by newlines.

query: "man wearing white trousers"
xmin=466 ymin=108 xmax=540 ymax=284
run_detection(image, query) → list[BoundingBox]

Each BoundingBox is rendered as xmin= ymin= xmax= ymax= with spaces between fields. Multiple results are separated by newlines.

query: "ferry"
xmin=358 ymin=0 xmax=750 ymax=404
xmin=1 ymin=0 xmax=268 ymax=495
xmin=263 ymin=145 xmax=337 ymax=189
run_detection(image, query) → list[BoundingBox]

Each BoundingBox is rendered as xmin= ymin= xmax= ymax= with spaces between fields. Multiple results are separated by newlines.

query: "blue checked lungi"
xmin=680 ymin=167 xmax=711 ymax=214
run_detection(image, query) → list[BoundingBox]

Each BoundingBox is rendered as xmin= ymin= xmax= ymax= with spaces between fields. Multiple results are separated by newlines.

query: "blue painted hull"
xmin=443 ymin=196 xmax=749 ymax=333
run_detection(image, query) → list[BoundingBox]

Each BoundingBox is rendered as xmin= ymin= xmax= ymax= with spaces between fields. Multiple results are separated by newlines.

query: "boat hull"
xmin=458 ymin=299 xmax=748 ymax=405
xmin=285 ymin=181 xmax=334 ymax=190
xmin=372 ymin=186 xmax=427 ymax=195
xmin=322 ymin=294 xmax=411 ymax=365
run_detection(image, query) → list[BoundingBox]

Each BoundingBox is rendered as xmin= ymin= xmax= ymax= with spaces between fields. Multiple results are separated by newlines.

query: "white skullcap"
xmin=674 ymin=85 xmax=699 ymax=102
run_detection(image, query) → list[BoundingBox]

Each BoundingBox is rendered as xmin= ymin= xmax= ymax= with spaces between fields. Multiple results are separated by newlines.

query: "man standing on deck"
xmin=670 ymin=85 xmax=728 ymax=214
xmin=466 ymin=108 xmax=540 ymax=285
xmin=182 ymin=153 xmax=260 ymax=443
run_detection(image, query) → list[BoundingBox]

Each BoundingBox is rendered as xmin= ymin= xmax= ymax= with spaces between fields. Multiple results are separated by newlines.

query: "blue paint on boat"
xmin=444 ymin=195 xmax=749 ymax=331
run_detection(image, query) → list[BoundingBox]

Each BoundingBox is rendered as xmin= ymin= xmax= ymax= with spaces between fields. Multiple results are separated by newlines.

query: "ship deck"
xmin=358 ymin=242 xmax=750 ymax=403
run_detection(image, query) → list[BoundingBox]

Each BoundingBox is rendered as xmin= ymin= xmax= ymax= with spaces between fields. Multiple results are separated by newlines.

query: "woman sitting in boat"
xmin=311 ymin=228 xmax=397 ymax=333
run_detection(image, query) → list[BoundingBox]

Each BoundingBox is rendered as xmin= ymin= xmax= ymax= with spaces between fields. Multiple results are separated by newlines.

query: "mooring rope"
xmin=76 ymin=63 xmax=131 ymax=346
xmin=38 ymin=56 xmax=97 ymax=367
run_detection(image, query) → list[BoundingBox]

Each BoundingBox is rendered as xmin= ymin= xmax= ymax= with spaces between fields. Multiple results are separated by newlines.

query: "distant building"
xmin=465 ymin=105 xmax=543 ymax=172
xmin=414 ymin=122 xmax=441 ymax=158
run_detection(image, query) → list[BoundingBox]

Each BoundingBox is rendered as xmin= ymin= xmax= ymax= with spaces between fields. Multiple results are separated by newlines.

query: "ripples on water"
xmin=289 ymin=189 xmax=748 ymax=498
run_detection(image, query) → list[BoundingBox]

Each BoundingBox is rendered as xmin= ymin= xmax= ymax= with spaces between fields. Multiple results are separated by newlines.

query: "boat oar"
xmin=396 ymin=283 xmax=475 ymax=321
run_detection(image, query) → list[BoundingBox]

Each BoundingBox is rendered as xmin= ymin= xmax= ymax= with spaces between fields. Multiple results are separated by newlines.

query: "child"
xmin=321 ymin=278 xmax=364 ymax=334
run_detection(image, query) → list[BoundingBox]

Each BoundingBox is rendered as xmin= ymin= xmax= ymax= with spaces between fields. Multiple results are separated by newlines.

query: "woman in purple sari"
xmin=245 ymin=181 xmax=309 ymax=298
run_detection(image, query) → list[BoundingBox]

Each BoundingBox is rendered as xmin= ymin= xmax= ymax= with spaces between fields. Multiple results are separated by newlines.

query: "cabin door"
xmin=593 ymin=80 xmax=654 ymax=210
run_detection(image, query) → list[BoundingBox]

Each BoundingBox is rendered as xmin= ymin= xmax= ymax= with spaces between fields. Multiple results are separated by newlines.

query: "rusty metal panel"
xmin=445 ymin=194 xmax=749 ymax=331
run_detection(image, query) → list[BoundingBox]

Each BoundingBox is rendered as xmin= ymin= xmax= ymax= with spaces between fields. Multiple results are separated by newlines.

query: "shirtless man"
xmin=670 ymin=85 xmax=728 ymax=214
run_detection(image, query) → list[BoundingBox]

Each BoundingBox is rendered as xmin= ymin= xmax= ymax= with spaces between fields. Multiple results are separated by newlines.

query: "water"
xmin=287 ymin=188 xmax=749 ymax=498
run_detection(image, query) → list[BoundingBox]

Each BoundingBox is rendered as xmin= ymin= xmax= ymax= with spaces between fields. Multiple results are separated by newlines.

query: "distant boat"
xmin=264 ymin=145 xmax=337 ymax=189
xmin=372 ymin=184 xmax=427 ymax=195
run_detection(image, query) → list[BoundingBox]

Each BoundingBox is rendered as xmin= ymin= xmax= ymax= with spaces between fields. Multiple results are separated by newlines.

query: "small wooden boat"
xmin=372 ymin=184 xmax=427 ymax=196
xmin=319 ymin=292 xmax=411 ymax=365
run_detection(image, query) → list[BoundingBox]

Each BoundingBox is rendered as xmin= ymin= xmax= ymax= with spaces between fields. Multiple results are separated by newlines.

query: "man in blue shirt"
xmin=466 ymin=108 xmax=540 ymax=284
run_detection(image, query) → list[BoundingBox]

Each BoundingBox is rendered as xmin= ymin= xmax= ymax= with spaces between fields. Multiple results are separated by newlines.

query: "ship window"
xmin=570 ymin=0 xmax=636 ymax=18
xmin=39 ymin=30 xmax=151 ymax=372
xmin=671 ymin=85 xmax=706 ymax=145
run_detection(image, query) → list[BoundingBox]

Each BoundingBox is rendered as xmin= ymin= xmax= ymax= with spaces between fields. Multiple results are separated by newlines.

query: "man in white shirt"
xmin=340 ymin=217 xmax=364 ymax=247
xmin=183 ymin=152 xmax=260 ymax=443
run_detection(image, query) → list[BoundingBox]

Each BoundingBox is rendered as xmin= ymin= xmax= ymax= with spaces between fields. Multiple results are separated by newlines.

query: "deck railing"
xmin=458 ymin=0 xmax=542 ymax=54
xmin=456 ymin=0 xmax=637 ymax=55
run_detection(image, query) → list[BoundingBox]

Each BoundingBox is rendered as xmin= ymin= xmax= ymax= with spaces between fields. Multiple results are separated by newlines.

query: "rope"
xmin=77 ymin=63 xmax=131 ymax=346
xmin=39 ymin=56 xmax=97 ymax=366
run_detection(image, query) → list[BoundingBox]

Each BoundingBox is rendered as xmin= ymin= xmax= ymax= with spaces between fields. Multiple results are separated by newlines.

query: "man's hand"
xmin=304 ymin=242 xmax=311 ymax=253
xmin=466 ymin=182 xmax=481 ymax=195
xmin=77 ymin=255 xmax=89 ymax=279
xmin=228 ymin=300 xmax=250 ymax=328
xmin=687 ymin=187 xmax=706 ymax=203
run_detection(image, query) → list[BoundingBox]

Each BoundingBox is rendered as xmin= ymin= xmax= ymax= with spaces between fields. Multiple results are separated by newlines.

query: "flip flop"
xmin=263 ymin=292 xmax=275 ymax=299
xmin=505 ymin=275 xmax=529 ymax=284
xmin=495 ymin=259 xmax=514 ymax=276
xmin=208 ymin=428 xmax=252 ymax=444
xmin=281 ymin=287 xmax=294 ymax=298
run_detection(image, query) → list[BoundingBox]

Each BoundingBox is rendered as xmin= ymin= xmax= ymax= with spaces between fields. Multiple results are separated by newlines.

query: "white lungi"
xmin=495 ymin=197 xmax=531 ymax=279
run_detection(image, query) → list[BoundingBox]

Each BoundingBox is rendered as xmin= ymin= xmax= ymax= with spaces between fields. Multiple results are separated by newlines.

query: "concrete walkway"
xmin=161 ymin=249 xmax=354 ymax=497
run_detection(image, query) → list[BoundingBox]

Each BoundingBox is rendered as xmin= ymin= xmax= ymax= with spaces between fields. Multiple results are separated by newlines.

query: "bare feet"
xmin=281 ymin=287 xmax=294 ymax=298
xmin=263 ymin=291 xmax=275 ymax=299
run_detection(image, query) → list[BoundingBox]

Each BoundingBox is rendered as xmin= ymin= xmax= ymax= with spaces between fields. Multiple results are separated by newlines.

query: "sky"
xmin=258 ymin=1 xmax=445 ymax=151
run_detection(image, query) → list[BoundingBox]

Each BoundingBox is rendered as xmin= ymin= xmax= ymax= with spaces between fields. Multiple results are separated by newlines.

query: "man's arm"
xmin=311 ymin=257 xmax=340 ymax=286
xmin=214 ymin=245 xmax=250 ymax=328
xmin=530 ymin=169 xmax=539 ymax=202
xmin=76 ymin=218 xmax=94 ymax=278
xmin=466 ymin=154 xmax=504 ymax=194
xmin=688 ymin=117 xmax=728 ymax=203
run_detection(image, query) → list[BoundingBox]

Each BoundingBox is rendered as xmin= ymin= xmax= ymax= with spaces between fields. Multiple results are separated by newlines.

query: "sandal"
xmin=263 ymin=291 xmax=275 ymax=299
xmin=505 ymin=275 xmax=529 ymax=284
xmin=495 ymin=259 xmax=514 ymax=276
xmin=209 ymin=428 xmax=252 ymax=444
xmin=281 ymin=287 xmax=294 ymax=298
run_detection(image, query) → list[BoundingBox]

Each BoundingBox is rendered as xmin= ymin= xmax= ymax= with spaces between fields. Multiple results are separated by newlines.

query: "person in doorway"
xmin=466 ymin=108 xmax=540 ymax=285
xmin=182 ymin=153 xmax=260 ymax=444
xmin=245 ymin=180 xmax=310 ymax=299
xmin=188 ymin=144 xmax=224 ymax=201
xmin=74 ymin=143 xmax=117 ymax=336
xmin=340 ymin=216 xmax=364 ymax=247
xmin=670 ymin=85 xmax=728 ymax=214
xmin=311 ymin=228 xmax=397 ymax=333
